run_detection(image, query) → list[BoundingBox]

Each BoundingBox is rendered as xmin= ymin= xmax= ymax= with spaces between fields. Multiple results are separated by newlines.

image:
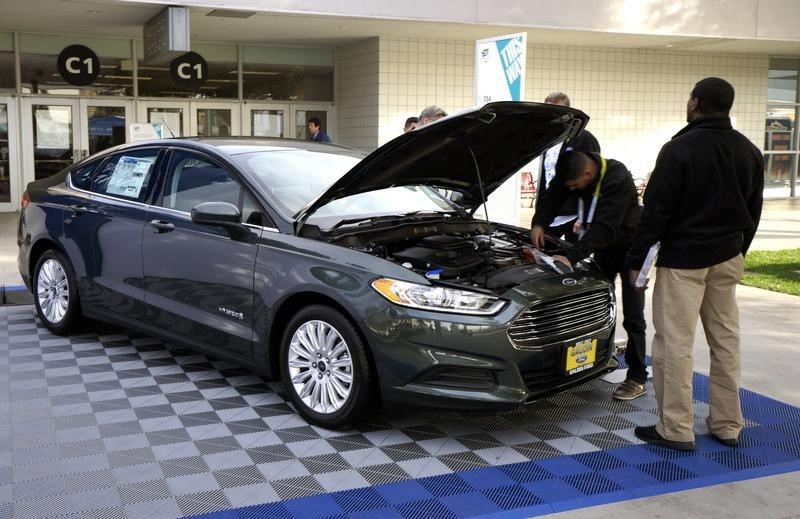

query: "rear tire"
xmin=280 ymin=305 xmax=376 ymax=428
xmin=33 ymin=250 xmax=82 ymax=335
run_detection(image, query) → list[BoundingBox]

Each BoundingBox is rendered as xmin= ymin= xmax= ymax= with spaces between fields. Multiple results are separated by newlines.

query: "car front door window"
xmin=162 ymin=152 xmax=241 ymax=214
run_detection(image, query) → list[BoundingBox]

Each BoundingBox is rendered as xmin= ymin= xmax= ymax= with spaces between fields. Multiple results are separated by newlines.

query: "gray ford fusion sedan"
xmin=18 ymin=101 xmax=618 ymax=428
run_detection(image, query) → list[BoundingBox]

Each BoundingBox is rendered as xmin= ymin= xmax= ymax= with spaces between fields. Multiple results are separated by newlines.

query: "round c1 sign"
xmin=170 ymin=51 xmax=208 ymax=91
xmin=57 ymin=45 xmax=100 ymax=86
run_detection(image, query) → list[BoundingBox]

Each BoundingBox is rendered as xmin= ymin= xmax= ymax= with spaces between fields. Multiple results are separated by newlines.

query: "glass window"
xmin=137 ymin=42 xmax=237 ymax=99
xmin=765 ymin=106 xmax=795 ymax=154
xmin=20 ymin=34 xmax=132 ymax=96
xmin=87 ymin=106 xmax=126 ymax=155
xmin=766 ymin=58 xmax=799 ymax=197
xmin=242 ymin=192 xmax=270 ymax=227
xmin=147 ymin=107 xmax=183 ymax=138
xmin=0 ymin=103 xmax=10 ymax=202
xmin=161 ymin=151 xmax=241 ymax=214
xmin=0 ymin=32 xmax=14 ymax=92
xmin=242 ymin=46 xmax=334 ymax=101
xmin=69 ymin=160 xmax=101 ymax=191
xmin=32 ymin=104 xmax=73 ymax=180
xmin=768 ymin=58 xmax=799 ymax=103
xmin=91 ymin=149 xmax=159 ymax=201
xmin=295 ymin=109 xmax=329 ymax=141
xmin=197 ymin=108 xmax=232 ymax=137
xmin=250 ymin=109 xmax=284 ymax=137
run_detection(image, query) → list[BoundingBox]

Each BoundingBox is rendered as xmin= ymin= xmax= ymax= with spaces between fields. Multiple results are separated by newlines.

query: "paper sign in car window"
xmin=106 ymin=156 xmax=155 ymax=197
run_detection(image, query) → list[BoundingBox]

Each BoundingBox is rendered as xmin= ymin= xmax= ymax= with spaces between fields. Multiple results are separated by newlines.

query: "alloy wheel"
xmin=287 ymin=320 xmax=354 ymax=414
xmin=36 ymin=259 xmax=70 ymax=324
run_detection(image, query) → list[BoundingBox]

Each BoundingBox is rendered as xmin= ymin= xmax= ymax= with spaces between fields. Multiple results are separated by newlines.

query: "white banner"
xmin=474 ymin=33 xmax=527 ymax=227
xmin=475 ymin=32 xmax=527 ymax=105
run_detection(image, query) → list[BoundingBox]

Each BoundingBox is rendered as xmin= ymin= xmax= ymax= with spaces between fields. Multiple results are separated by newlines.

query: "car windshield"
xmin=235 ymin=149 xmax=460 ymax=224
xmin=236 ymin=149 xmax=361 ymax=216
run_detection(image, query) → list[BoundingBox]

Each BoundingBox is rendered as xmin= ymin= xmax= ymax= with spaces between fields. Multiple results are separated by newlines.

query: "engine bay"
xmin=312 ymin=218 xmax=584 ymax=293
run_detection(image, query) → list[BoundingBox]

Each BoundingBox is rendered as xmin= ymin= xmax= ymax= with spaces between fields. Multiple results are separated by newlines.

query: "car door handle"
xmin=69 ymin=205 xmax=88 ymax=216
xmin=150 ymin=220 xmax=175 ymax=233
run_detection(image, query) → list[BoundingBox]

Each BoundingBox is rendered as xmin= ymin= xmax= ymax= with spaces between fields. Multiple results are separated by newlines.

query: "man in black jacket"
xmin=531 ymin=150 xmax=647 ymax=400
xmin=627 ymin=77 xmax=764 ymax=452
xmin=535 ymin=92 xmax=601 ymax=242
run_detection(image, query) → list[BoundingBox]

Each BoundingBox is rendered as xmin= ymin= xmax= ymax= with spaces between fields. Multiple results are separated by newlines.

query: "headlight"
xmin=371 ymin=278 xmax=506 ymax=315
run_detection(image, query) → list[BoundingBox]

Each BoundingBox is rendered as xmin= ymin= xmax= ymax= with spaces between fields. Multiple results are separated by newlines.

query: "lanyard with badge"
xmin=575 ymin=156 xmax=607 ymax=238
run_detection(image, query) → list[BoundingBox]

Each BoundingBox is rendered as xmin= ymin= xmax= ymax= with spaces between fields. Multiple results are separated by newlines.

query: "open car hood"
xmin=297 ymin=101 xmax=588 ymax=223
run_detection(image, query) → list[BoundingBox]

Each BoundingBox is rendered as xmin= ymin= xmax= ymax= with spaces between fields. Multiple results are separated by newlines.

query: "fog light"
xmin=613 ymin=338 xmax=627 ymax=355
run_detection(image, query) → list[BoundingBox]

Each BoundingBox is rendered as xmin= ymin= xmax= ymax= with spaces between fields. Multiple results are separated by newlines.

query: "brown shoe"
xmin=612 ymin=379 xmax=646 ymax=401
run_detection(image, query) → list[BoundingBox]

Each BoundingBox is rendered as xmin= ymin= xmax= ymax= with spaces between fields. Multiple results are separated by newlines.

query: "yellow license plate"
xmin=566 ymin=338 xmax=597 ymax=375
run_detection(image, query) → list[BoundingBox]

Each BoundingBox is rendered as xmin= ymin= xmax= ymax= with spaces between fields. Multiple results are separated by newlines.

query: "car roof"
xmin=83 ymin=137 xmax=364 ymax=163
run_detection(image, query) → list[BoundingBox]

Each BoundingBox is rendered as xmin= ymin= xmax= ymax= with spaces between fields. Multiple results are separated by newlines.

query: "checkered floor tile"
xmin=1 ymin=305 xmax=799 ymax=519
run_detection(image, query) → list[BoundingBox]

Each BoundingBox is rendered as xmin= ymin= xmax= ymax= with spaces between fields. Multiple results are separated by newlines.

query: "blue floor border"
xmin=190 ymin=369 xmax=800 ymax=519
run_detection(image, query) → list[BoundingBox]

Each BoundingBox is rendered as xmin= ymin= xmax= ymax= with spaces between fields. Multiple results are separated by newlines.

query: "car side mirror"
xmin=191 ymin=202 xmax=250 ymax=240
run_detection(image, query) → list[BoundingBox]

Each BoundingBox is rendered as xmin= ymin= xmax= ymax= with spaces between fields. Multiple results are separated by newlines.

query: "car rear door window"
xmin=90 ymin=149 xmax=160 ymax=202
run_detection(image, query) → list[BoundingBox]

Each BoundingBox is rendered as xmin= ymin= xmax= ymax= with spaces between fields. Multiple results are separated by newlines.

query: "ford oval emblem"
xmin=576 ymin=353 xmax=587 ymax=363
xmin=562 ymin=278 xmax=577 ymax=287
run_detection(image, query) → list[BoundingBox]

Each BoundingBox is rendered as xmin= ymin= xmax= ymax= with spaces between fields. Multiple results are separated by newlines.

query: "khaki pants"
xmin=651 ymin=254 xmax=745 ymax=443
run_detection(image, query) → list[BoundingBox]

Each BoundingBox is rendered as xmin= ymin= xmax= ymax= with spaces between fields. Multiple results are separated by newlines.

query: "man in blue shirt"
xmin=308 ymin=117 xmax=332 ymax=143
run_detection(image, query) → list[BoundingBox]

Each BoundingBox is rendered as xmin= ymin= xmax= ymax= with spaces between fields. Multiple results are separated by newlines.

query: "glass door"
xmin=191 ymin=101 xmax=240 ymax=137
xmin=242 ymin=103 xmax=289 ymax=138
xmin=82 ymin=99 xmax=132 ymax=156
xmin=136 ymin=100 xmax=190 ymax=138
xmin=291 ymin=104 xmax=334 ymax=142
xmin=21 ymin=98 xmax=82 ymax=186
xmin=0 ymin=97 xmax=19 ymax=209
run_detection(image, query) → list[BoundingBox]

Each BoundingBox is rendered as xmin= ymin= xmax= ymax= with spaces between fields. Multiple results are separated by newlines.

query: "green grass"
xmin=741 ymin=248 xmax=800 ymax=296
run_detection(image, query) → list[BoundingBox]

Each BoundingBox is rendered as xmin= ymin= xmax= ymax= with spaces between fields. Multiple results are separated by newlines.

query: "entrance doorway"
xmin=21 ymin=98 xmax=132 ymax=187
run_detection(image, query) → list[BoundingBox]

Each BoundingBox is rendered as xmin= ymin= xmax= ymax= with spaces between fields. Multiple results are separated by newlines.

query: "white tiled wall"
xmin=335 ymin=38 xmax=381 ymax=150
xmin=377 ymin=38 xmax=475 ymax=145
xmin=525 ymin=46 xmax=768 ymax=176
xmin=375 ymin=38 xmax=769 ymax=177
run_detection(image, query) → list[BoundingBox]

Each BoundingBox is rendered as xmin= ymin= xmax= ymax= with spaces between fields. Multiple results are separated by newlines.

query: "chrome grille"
xmin=508 ymin=288 xmax=613 ymax=348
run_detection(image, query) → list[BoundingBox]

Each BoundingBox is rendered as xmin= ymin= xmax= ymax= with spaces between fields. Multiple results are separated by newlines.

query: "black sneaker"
xmin=710 ymin=432 xmax=739 ymax=447
xmin=634 ymin=425 xmax=696 ymax=451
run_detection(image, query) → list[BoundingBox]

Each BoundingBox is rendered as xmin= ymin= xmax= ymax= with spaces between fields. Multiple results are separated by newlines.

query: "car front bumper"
xmin=362 ymin=294 xmax=619 ymax=411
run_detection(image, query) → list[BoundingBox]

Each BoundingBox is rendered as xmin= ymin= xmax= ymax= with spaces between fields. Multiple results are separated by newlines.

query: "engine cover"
xmin=392 ymin=235 xmax=483 ymax=278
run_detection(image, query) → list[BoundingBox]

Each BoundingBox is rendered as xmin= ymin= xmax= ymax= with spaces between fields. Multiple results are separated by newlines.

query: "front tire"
xmin=33 ymin=250 xmax=82 ymax=335
xmin=280 ymin=305 xmax=376 ymax=428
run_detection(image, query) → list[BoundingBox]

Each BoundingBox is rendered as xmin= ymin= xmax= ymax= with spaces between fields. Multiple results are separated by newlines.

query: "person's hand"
xmin=552 ymin=255 xmax=572 ymax=267
xmin=629 ymin=269 xmax=648 ymax=291
xmin=573 ymin=220 xmax=583 ymax=235
xmin=531 ymin=225 xmax=545 ymax=248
